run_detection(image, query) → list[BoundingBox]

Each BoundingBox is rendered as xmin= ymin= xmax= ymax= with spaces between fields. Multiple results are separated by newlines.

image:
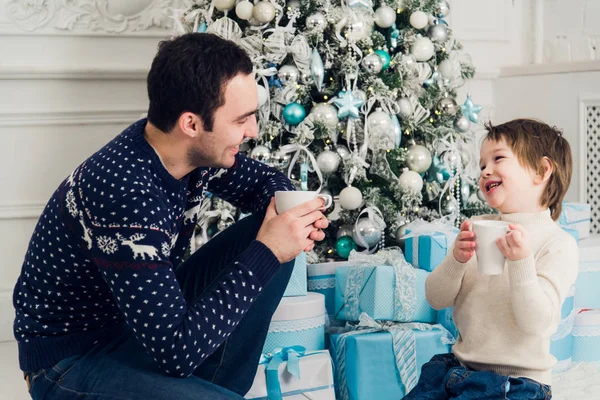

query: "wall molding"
xmin=0 ymin=66 xmax=149 ymax=80
xmin=0 ymin=109 xmax=146 ymax=127
xmin=500 ymin=60 xmax=600 ymax=77
xmin=0 ymin=204 xmax=45 ymax=220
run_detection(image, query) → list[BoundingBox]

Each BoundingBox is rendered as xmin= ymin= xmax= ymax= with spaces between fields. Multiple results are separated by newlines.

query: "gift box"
xmin=308 ymin=261 xmax=354 ymax=318
xmin=572 ymin=309 xmax=600 ymax=362
xmin=245 ymin=347 xmax=335 ymax=400
xmin=436 ymin=307 xmax=459 ymax=341
xmin=574 ymin=235 xmax=600 ymax=309
xmin=330 ymin=315 xmax=454 ymax=400
xmin=405 ymin=230 xmax=458 ymax=272
xmin=559 ymin=202 xmax=591 ymax=240
xmin=550 ymin=285 xmax=576 ymax=372
xmin=263 ymin=292 xmax=326 ymax=354
xmin=283 ymin=252 xmax=308 ymax=297
xmin=334 ymin=263 xmax=436 ymax=323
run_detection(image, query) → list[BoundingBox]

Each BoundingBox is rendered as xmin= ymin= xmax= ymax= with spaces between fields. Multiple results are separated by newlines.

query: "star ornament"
xmin=461 ymin=94 xmax=482 ymax=123
xmin=334 ymin=90 xmax=363 ymax=119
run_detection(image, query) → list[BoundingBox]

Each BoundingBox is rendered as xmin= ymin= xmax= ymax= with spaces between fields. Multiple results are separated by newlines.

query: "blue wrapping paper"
xmin=559 ymin=202 xmax=591 ymax=239
xmin=436 ymin=307 xmax=459 ymax=341
xmin=405 ymin=230 xmax=457 ymax=272
xmin=573 ymin=310 xmax=600 ymax=362
xmin=574 ymin=235 xmax=600 ymax=309
xmin=283 ymin=252 xmax=308 ymax=297
xmin=550 ymin=286 xmax=576 ymax=372
xmin=330 ymin=328 xmax=452 ymax=400
xmin=334 ymin=265 xmax=436 ymax=323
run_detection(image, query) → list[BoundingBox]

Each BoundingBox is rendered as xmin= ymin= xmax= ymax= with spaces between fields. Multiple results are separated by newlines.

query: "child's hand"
xmin=496 ymin=224 xmax=532 ymax=261
xmin=453 ymin=220 xmax=476 ymax=263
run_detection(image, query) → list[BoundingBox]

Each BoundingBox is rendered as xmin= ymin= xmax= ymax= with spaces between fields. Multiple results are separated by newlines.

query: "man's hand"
xmin=453 ymin=220 xmax=476 ymax=264
xmin=496 ymin=224 xmax=531 ymax=261
xmin=256 ymin=197 xmax=328 ymax=263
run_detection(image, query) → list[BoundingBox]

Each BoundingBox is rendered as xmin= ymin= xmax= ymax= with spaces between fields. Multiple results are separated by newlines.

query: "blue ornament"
xmin=461 ymin=94 xmax=483 ymax=123
xmin=197 ymin=22 xmax=207 ymax=32
xmin=336 ymin=236 xmax=357 ymax=258
xmin=310 ymin=49 xmax=325 ymax=91
xmin=267 ymin=62 xmax=282 ymax=88
xmin=391 ymin=114 xmax=402 ymax=147
xmin=389 ymin=23 xmax=400 ymax=48
xmin=375 ymin=50 xmax=391 ymax=70
xmin=334 ymin=90 xmax=363 ymax=119
xmin=283 ymin=102 xmax=306 ymax=125
xmin=437 ymin=18 xmax=448 ymax=25
xmin=427 ymin=156 xmax=451 ymax=183
xmin=207 ymin=223 xmax=218 ymax=237
xmin=423 ymin=70 xmax=441 ymax=88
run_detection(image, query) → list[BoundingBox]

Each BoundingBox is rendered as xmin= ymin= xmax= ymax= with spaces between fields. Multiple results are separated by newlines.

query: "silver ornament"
xmin=362 ymin=53 xmax=383 ymax=74
xmin=399 ymin=168 xmax=424 ymax=193
xmin=336 ymin=145 xmax=351 ymax=160
xmin=400 ymin=54 xmax=418 ymax=74
xmin=395 ymin=224 xmax=408 ymax=247
xmin=287 ymin=0 xmax=300 ymax=10
xmin=339 ymin=186 xmax=363 ymax=210
xmin=337 ymin=224 xmax=354 ymax=239
xmin=316 ymin=149 xmax=341 ymax=174
xmin=374 ymin=5 xmax=396 ymax=28
xmin=217 ymin=219 xmax=232 ymax=231
xmin=250 ymin=145 xmax=271 ymax=163
xmin=239 ymin=141 xmax=251 ymax=153
xmin=461 ymin=181 xmax=471 ymax=203
xmin=194 ymin=234 xmax=207 ymax=249
xmin=347 ymin=10 xmax=373 ymax=41
xmin=428 ymin=23 xmax=448 ymax=43
xmin=311 ymin=103 xmax=339 ymax=128
xmin=367 ymin=108 xmax=392 ymax=133
xmin=352 ymin=89 xmax=367 ymax=105
xmin=397 ymin=97 xmax=414 ymax=118
xmin=405 ymin=144 xmax=432 ymax=173
xmin=443 ymin=198 xmax=459 ymax=215
xmin=353 ymin=218 xmax=382 ymax=248
xmin=454 ymin=115 xmax=471 ymax=132
xmin=443 ymin=150 xmax=461 ymax=169
xmin=278 ymin=65 xmax=300 ymax=85
xmin=271 ymin=150 xmax=291 ymax=169
xmin=459 ymin=148 xmax=472 ymax=169
xmin=310 ymin=48 xmax=325 ymax=91
xmin=436 ymin=0 xmax=450 ymax=17
xmin=438 ymin=96 xmax=458 ymax=115
xmin=306 ymin=12 xmax=327 ymax=31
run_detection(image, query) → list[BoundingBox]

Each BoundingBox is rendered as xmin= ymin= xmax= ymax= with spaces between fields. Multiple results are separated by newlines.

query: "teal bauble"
xmin=336 ymin=235 xmax=358 ymax=259
xmin=207 ymin=223 xmax=219 ymax=238
xmin=375 ymin=50 xmax=391 ymax=70
xmin=282 ymin=102 xmax=307 ymax=125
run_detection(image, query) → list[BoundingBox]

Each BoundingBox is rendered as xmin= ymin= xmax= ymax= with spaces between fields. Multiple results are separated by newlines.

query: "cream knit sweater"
xmin=426 ymin=209 xmax=579 ymax=385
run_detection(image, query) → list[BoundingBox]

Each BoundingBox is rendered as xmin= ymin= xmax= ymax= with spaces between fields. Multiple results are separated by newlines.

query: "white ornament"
xmin=405 ymin=144 xmax=432 ymax=173
xmin=353 ymin=218 xmax=382 ymax=247
xmin=306 ymin=12 xmax=327 ymax=31
xmin=235 ymin=1 xmax=254 ymax=20
xmin=252 ymin=1 xmax=276 ymax=23
xmin=362 ymin=53 xmax=383 ymax=74
xmin=399 ymin=168 xmax=423 ymax=193
xmin=317 ymin=150 xmax=341 ymax=174
xmin=409 ymin=11 xmax=429 ymax=30
xmin=214 ymin=0 xmax=236 ymax=11
xmin=397 ymin=97 xmax=413 ymax=118
xmin=336 ymin=145 xmax=351 ymax=160
xmin=411 ymin=37 xmax=435 ymax=62
xmin=438 ymin=59 xmax=455 ymax=79
xmin=374 ymin=5 xmax=396 ymax=28
xmin=257 ymin=84 xmax=268 ymax=108
xmin=310 ymin=103 xmax=339 ymax=128
xmin=367 ymin=108 xmax=392 ymax=133
xmin=347 ymin=9 xmax=373 ymax=41
xmin=339 ymin=186 xmax=363 ymax=210
xmin=278 ymin=65 xmax=300 ymax=84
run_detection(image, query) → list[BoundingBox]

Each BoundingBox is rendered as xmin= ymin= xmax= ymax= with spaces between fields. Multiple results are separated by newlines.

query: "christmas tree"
xmin=173 ymin=0 xmax=492 ymax=262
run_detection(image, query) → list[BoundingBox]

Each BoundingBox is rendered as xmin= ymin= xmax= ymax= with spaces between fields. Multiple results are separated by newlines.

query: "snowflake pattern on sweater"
xmin=13 ymin=119 xmax=294 ymax=376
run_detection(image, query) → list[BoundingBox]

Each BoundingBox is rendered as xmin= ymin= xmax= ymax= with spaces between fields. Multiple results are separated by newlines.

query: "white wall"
xmin=0 ymin=0 xmax=178 ymax=342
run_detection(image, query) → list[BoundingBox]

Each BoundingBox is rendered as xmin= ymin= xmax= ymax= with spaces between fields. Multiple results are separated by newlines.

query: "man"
xmin=14 ymin=33 xmax=328 ymax=399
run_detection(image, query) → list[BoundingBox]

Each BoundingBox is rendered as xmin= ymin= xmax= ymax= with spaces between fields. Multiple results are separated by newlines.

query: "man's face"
xmin=189 ymin=73 xmax=259 ymax=168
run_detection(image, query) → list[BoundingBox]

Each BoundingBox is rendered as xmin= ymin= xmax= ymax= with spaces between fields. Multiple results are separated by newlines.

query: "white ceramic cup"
xmin=473 ymin=220 xmax=510 ymax=275
xmin=274 ymin=191 xmax=333 ymax=214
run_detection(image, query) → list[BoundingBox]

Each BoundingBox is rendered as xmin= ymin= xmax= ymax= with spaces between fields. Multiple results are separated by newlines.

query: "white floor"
xmin=1 ymin=340 xmax=599 ymax=400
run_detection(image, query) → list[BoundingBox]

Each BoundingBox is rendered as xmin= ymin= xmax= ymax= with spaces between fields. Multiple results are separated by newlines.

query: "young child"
xmin=405 ymin=119 xmax=579 ymax=400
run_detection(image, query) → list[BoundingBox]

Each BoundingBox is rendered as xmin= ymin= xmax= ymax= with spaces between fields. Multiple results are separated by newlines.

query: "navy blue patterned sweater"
xmin=13 ymin=119 xmax=294 ymax=376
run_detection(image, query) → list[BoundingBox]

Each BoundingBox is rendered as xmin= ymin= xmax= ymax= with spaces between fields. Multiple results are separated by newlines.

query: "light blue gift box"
xmin=263 ymin=292 xmax=326 ymax=354
xmin=334 ymin=264 xmax=436 ymax=323
xmin=283 ymin=252 xmax=307 ymax=297
xmin=573 ymin=309 xmax=600 ymax=362
xmin=550 ymin=285 xmax=576 ymax=372
xmin=574 ymin=235 xmax=600 ymax=309
xmin=307 ymin=261 xmax=351 ymax=318
xmin=436 ymin=307 xmax=459 ymax=341
xmin=559 ymin=202 xmax=591 ymax=240
xmin=404 ymin=228 xmax=459 ymax=272
xmin=330 ymin=321 xmax=453 ymax=400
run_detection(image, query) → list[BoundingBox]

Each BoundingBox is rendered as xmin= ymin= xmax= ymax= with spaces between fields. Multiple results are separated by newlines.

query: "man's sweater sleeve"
xmin=87 ymin=194 xmax=280 ymax=377
xmin=507 ymin=235 xmax=579 ymax=335
xmin=207 ymin=153 xmax=295 ymax=215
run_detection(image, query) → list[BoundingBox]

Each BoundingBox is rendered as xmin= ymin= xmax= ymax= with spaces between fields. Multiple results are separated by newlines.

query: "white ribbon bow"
xmin=264 ymin=32 xmax=312 ymax=75
xmin=352 ymin=206 xmax=386 ymax=253
xmin=279 ymin=144 xmax=324 ymax=193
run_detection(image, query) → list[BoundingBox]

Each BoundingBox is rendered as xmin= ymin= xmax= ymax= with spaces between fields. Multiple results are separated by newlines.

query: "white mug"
xmin=274 ymin=191 xmax=333 ymax=214
xmin=473 ymin=220 xmax=510 ymax=275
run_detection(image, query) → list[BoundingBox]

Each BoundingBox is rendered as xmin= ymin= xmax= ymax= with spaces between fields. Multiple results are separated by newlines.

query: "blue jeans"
xmin=26 ymin=215 xmax=295 ymax=399
xmin=404 ymin=353 xmax=552 ymax=400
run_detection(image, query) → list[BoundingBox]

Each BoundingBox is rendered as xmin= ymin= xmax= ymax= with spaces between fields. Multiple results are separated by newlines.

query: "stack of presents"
xmin=244 ymin=202 xmax=600 ymax=400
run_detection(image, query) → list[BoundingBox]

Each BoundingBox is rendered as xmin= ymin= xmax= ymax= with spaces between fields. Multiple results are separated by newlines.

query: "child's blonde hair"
xmin=483 ymin=119 xmax=573 ymax=221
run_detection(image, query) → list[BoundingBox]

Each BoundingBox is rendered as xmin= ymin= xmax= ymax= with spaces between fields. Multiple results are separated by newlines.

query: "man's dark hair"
xmin=147 ymin=33 xmax=253 ymax=133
